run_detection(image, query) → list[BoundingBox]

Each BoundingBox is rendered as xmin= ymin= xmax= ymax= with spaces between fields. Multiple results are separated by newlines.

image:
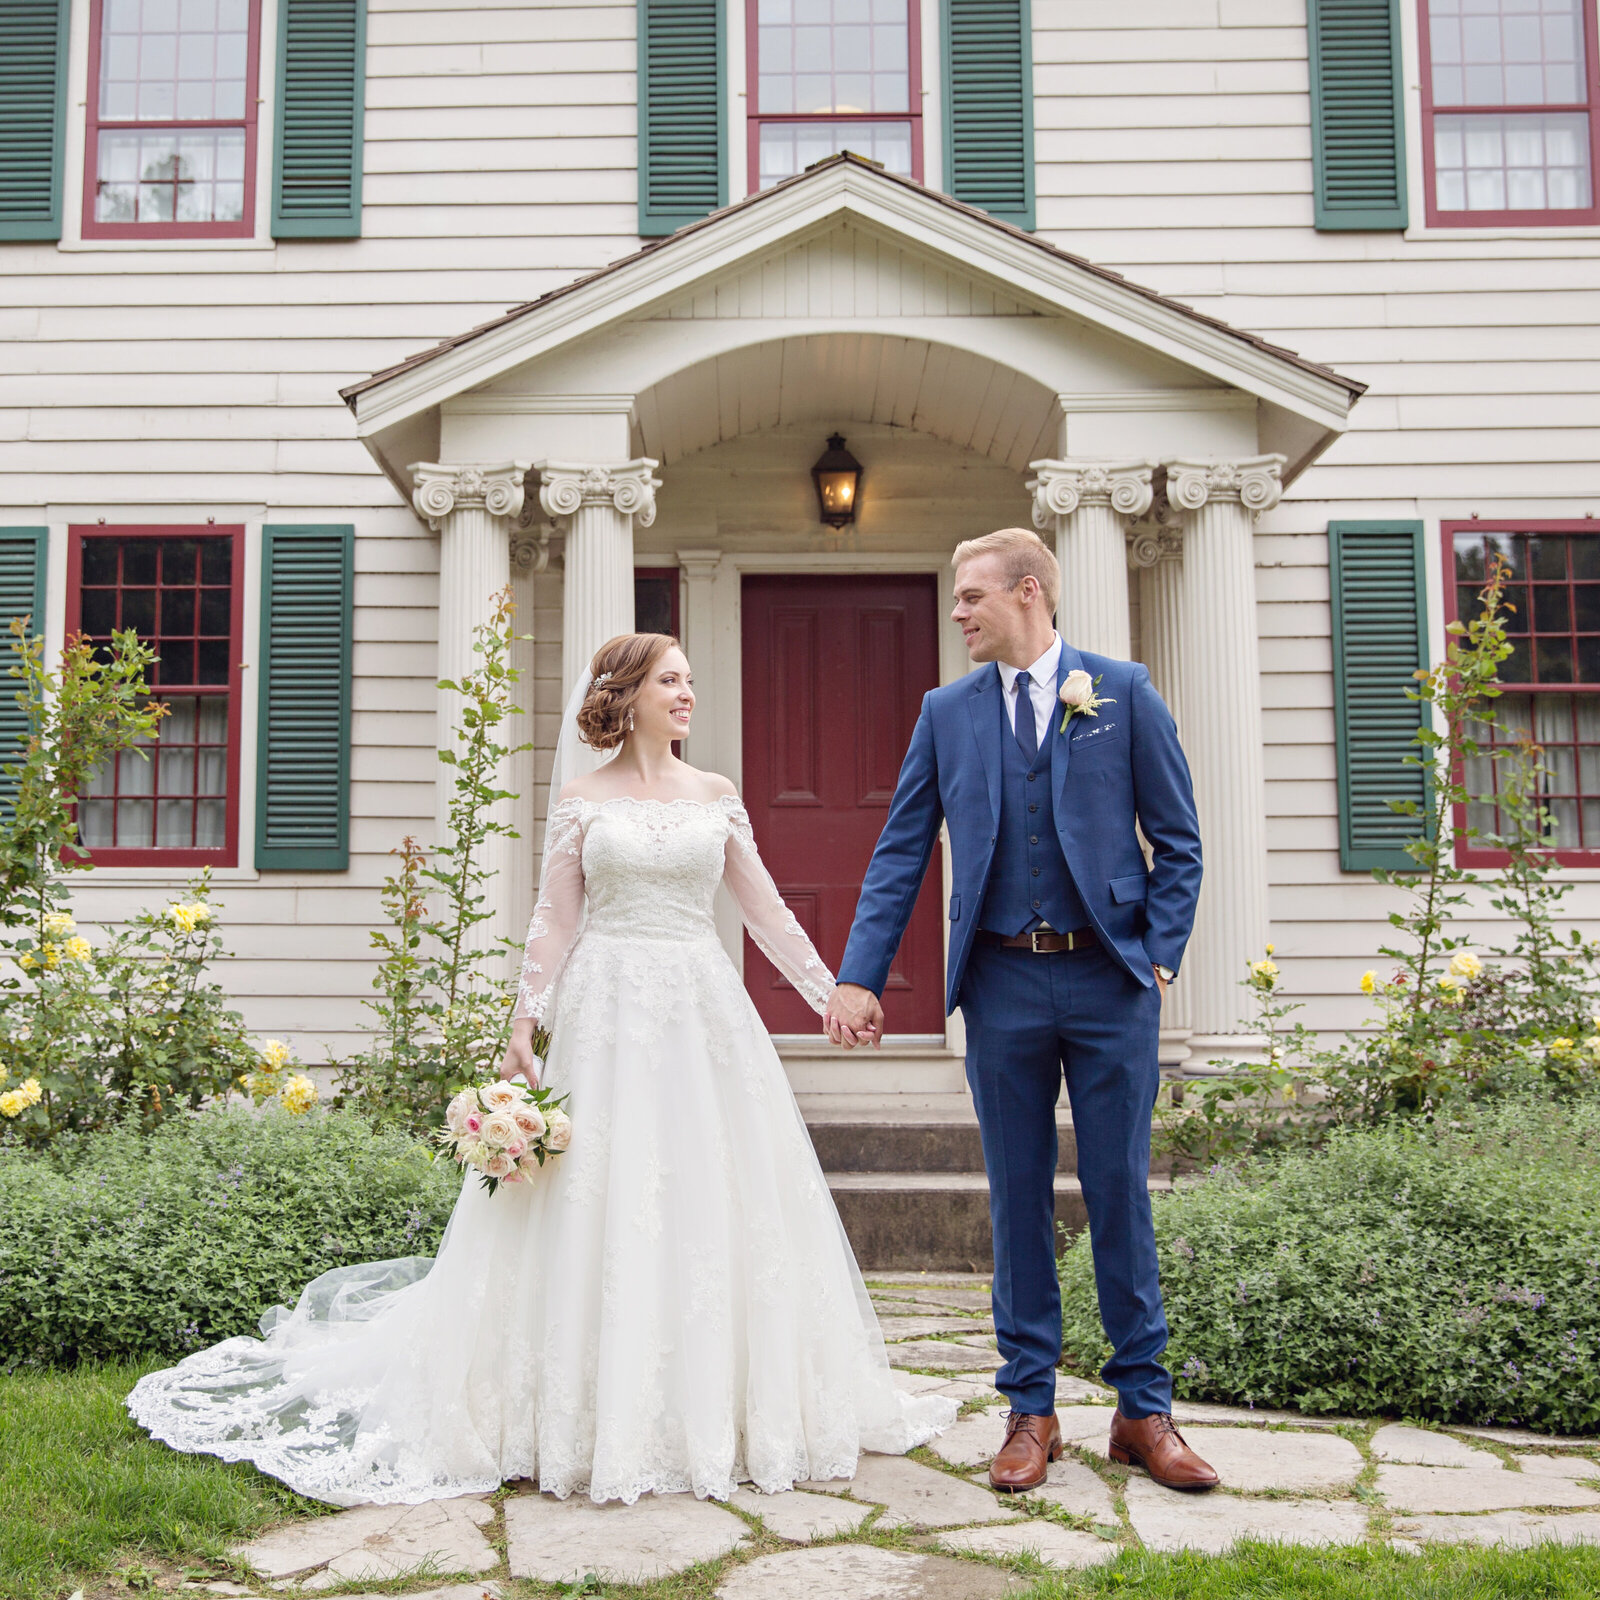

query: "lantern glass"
xmin=811 ymin=433 xmax=862 ymax=528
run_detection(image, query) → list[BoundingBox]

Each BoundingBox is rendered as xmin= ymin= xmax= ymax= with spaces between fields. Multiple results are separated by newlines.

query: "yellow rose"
xmin=1437 ymin=976 xmax=1464 ymax=1005
xmin=1586 ymin=1035 xmax=1600 ymax=1059
xmin=1448 ymin=950 xmax=1482 ymax=980
xmin=0 ymin=1090 xmax=23 ymax=1118
xmin=279 ymin=1074 xmax=319 ymax=1116
xmin=1248 ymin=958 xmax=1279 ymax=989
xmin=1359 ymin=970 xmax=1377 ymax=995
xmin=259 ymin=1039 xmax=293 ymax=1070
xmin=1264 ymin=943 xmax=1276 ymax=956
xmin=64 ymin=936 xmax=92 ymax=962
xmin=1548 ymin=1037 xmax=1575 ymax=1059
xmin=43 ymin=912 xmax=75 ymax=936
xmin=0 ymin=1066 xmax=7 ymax=1087
xmin=20 ymin=1078 xmax=40 ymax=1105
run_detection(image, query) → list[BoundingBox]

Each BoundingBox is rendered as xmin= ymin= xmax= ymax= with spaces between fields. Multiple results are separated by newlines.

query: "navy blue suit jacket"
xmin=837 ymin=640 xmax=1203 ymax=1016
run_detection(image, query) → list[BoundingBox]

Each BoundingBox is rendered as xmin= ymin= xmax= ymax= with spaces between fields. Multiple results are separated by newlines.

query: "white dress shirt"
xmin=997 ymin=635 xmax=1062 ymax=749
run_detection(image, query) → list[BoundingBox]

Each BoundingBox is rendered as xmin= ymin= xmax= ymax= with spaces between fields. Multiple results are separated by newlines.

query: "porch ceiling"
xmin=631 ymin=335 xmax=1059 ymax=474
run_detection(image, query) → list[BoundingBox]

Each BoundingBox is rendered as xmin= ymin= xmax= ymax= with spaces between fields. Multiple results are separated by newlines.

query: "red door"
xmin=740 ymin=574 xmax=945 ymax=1035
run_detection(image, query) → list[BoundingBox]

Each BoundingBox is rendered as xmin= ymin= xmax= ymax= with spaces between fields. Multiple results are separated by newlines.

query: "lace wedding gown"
xmin=127 ymin=795 xmax=956 ymax=1507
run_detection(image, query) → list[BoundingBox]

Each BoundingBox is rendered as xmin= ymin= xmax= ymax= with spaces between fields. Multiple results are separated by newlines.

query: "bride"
xmin=127 ymin=631 xmax=957 ymax=1508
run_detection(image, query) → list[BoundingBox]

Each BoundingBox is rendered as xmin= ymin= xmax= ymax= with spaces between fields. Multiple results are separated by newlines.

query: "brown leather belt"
xmin=975 ymin=926 xmax=1100 ymax=955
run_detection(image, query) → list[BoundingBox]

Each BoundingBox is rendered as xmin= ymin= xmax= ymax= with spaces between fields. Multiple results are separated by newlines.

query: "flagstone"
xmin=1394 ymin=1510 xmax=1600 ymax=1548
xmin=235 ymin=1497 xmax=496 ymax=1583
xmin=1172 ymin=1427 xmax=1364 ymax=1493
xmin=878 ymin=1316 xmax=993 ymax=1340
xmin=1459 ymin=1426 xmax=1598 ymax=1450
xmin=1375 ymin=1463 xmax=1600 ymax=1514
xmin=1170 ymin=1402 xmax=1355 ymax=1429
xmin=503 ymin=1491 xmax=748 ymax=1584
xmin=1056 ymin=1406 xmax=1120 ymax=1447
xmin=1122 ymin=1479 xmax=1370 ymax=1554
xmin=927 ymin=1405 xmax=1008 ymax=1467
xmin=800 ymin=1452 xmax=1019 ymax=1529
xmin=893 ymin=1370 xmax=997 ymax=1403
xmin=1371 ymin=1424 xmax=1494 ymax=1468
xmin=937 ymin=1520 xmax=1119 ymax=1568
xmin=728 ymin=1487 xmax=873 ymax=1542
xmin=1025 ymin=1457 xmax=1119 ymax=1520
xmin=713 ymin=1544 xmax=1025 ymax=1598
xmin=1516 ymin=1454 xmax=1600 ymax=1481
xmin=887 ymin=1340 xmax=999 ymax=1372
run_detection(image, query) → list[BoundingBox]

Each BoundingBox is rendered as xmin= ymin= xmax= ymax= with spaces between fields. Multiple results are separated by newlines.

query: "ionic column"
xmin=410 ymin=460 xmax=531 ymax=960
xmin=1127 ymin=521 xmax=1192 ymax=1038
xmin=1164 ymin=454 xmax=1285 ymax=1052
xmin=537 ymin=459 xmax=662 ymax=700
xmin=1027 ymin=459 xmax=1154 ymax=658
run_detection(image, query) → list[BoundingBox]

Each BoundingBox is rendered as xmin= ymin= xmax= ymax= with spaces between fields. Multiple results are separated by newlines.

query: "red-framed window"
xmin=83 ymin=0 xmax=262 ymax=240
xmin=634 ymin=567 xmax=682 ymax=638
xmin=67 ymin=526 xmax=245 ymax=865
xmin=1448 ymin=521 xmax=1600 ymax=864
xmin=1420 ymin=0 xmax=1600 ymax=225
xmin=747 ymin=0 xmax=922 ymax=192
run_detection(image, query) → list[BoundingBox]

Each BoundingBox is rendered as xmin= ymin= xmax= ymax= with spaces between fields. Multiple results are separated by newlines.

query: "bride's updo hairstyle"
xmin=577 ymin=632 xmax=682 ymax=751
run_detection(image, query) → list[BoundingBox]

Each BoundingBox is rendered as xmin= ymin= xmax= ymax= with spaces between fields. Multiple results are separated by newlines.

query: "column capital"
xmin=1164 ymin=454 xmax=1286 ymax=516
xmin=408 ymin=460 xmax=531 ymax=531
xmin=536 ymin=459 xmax=662 ymax=530
xmin=676 ymin=548 xmax=723 ymax=579
xmin=1126 ymin=527 xmax=1183 ymax=570
xmin=1026 ymin=459 xmax=1156 ymax=525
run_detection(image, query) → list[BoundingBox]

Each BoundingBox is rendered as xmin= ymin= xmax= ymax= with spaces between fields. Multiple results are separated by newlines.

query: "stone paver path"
xmin=222 ymin=1272 xmax=1600 ymax=1599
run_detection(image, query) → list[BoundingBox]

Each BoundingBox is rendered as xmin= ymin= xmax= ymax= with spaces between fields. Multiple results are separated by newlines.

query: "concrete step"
xmin=827 ymin=1172 xmax=1174 ymax=1273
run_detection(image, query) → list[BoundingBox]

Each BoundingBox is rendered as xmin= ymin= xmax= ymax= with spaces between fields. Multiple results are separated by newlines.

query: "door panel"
xmin=740 ymin=574 xmax=945 ymax=1035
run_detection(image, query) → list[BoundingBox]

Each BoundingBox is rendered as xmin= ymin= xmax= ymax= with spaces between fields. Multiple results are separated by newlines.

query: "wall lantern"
xmin=811 ymin=433 xmax=863 ymax=528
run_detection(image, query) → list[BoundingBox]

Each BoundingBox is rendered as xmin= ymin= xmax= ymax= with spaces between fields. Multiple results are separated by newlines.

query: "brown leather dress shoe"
xmin=987 ymin=1409 xmax=1062 ymax=1492
xmin=1107 ymin=1408 xmax=1219 ymax=1491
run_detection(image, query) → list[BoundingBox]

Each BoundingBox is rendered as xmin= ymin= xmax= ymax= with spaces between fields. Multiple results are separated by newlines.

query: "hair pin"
xmin=592 ymin=671 xmax=612 ymax=688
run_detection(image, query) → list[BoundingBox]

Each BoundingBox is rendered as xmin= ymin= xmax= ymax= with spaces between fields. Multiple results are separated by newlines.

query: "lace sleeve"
xmin=512 ymin=799 xmax=588 ymax=1024
xmin=721 ymin=797 xmax=836 ymax=1017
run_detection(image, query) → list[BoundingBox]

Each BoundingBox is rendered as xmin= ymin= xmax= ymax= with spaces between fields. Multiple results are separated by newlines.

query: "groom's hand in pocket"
xmin=825 ymin=983 xmax=885 ymax=1050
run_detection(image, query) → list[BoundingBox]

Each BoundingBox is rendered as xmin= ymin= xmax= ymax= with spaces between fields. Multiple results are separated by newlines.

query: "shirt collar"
xmin=997 ymin=635 xmax=1062 ymax=697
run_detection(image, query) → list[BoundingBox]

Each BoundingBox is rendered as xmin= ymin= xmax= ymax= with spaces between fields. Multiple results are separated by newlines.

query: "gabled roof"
xmin=341 ymin=153 xmax=1363 ymax=438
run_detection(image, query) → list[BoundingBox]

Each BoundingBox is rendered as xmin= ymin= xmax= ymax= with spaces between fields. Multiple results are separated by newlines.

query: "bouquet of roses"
xmin=440 ymin=1074 xmax=572 ymax=1194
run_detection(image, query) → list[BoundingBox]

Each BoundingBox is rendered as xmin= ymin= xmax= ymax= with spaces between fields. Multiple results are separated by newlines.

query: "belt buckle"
xmin=1030 ymin=929 xmax=1046 ymax=954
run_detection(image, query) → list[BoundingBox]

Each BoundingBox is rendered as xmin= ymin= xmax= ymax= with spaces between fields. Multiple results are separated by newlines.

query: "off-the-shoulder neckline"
xmin=551 ymin=793 xmax=743 ymax=813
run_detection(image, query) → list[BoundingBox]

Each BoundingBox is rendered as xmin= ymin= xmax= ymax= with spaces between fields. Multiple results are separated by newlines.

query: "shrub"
xmin=1063 ymin=1098 xmax=1600 ymax=1432
xmin=0 ymin=1107 xmax=460 ymax=1367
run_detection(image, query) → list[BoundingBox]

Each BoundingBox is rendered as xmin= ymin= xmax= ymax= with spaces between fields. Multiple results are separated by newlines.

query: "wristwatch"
xmin=1154 ymin=964 xmax=1176 ymax=984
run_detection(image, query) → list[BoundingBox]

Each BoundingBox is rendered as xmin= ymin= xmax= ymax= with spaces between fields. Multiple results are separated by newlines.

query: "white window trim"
xmin=57 ymin=0 xmax=279 ymax=253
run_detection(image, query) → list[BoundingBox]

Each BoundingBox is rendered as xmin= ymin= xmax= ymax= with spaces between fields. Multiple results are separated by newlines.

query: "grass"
xmin=0 ymin=1360 xmax=329 ymax=1600
xmin=6 ymin=1363 xmax=1600 ymax=1600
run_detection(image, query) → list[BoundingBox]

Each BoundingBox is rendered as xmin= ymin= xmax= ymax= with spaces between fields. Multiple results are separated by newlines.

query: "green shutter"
xmin=943 ymin=0 xmax=1035 ymax=231
xmin=0 ymin=0 xmax=68 ymax=242
xmin=1308 ymin=0 xmax=1408 ymax=230
xmin=272 ymin=0 xmax=367 ymax=239
xmin=256 ymin=526 xmax=353 ymax=869
xmin=0 ymin=529 xmax=47 ymax=812
xmin=637 ymin=0 xmax=725 ymax=237
xmin=1330 ymin=521 xmax=1429 ymax=872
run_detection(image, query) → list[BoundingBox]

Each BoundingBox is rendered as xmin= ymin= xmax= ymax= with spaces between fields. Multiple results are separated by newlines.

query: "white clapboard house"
xmin=3 ymin=0 xmax=1599 ymax=1095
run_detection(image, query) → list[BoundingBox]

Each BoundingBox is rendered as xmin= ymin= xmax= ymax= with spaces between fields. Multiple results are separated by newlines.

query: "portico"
xmin=341 ymin=154 xmax=1363 ymax=1079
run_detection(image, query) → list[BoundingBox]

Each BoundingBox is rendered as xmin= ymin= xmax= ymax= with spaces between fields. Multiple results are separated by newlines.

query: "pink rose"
xmin=506 ymin=1139 xmax=526 ymax=1160
xmin=485 ymin=1151 xmax=515 ymax=1179
xmin=465 ymin=1114 xmax=482 ymax=1133
xmin=512 ymin=1106 xmax=547 ymax=1141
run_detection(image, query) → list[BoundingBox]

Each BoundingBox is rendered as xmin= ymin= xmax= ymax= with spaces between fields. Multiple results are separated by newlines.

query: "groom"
xmin=825 ymin=528 xmax=1217 ymax=1494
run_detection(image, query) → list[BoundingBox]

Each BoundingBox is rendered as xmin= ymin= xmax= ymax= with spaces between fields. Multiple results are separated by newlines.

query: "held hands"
xmin=825 ymin=983 xmax=885 ymax=1050
xmin=500 ymin=1019 xmax=542 ymax=1088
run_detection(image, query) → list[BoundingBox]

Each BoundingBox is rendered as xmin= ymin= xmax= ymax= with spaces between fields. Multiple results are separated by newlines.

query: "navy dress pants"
xmin=959 ymin=940 xmax=1171 ymax=1420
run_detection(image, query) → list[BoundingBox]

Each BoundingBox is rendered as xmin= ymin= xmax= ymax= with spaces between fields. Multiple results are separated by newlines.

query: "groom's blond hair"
xmin=951 ymin=528 xmax=1059 ymax=612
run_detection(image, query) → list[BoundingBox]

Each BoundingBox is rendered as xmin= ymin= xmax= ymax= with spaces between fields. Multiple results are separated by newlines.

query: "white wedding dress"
xmin=127 ymin=794 xmax=956 ymax=1507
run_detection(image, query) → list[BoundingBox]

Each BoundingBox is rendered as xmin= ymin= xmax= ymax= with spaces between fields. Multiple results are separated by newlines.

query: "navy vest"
xmin=978 ymin=683 xmax=1090 ymax=936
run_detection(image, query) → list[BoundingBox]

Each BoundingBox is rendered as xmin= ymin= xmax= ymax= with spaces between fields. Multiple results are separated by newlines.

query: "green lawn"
xmin=5 ymin=1364 xmax=1600 ymax=1600
xmin=0 ymin=1360 xmax=330 ymax=1600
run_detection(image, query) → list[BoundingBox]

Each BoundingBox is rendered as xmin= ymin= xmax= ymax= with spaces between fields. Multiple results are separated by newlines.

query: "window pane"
xmin=96 ymin=129 xmax=246 ymax=225
xmin=757 ymin=0 xmax=910 ymax=118
xmin=100 ymin=0 xmax=252 ymax=123
xmin=758 ymin=118 xmax=914 ymax=187
xmin=1433 ymin=112 xmax=1591 ymax=212
xmin=1428 ymin=0 xmax=1587 ymax=106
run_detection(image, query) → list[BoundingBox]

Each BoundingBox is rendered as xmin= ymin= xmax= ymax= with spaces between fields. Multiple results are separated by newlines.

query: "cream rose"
xmin=445 ymin=1089 xmax=479 ymax=1133
xmin=485 ymin=1150 xmax=516 ymax=1179
xmin=512 ymin=1105 xmax=548 ymax=1141
xmin=481 ymin=1111 xmax=518 ymax=1149
xmin=1059 ymin=668 xmax=1094 ymax=708
xmin=480 ymin=1081 xmax=521 ymax=1113
xmin=544 ymin=1108 xmax=573 ymax=1152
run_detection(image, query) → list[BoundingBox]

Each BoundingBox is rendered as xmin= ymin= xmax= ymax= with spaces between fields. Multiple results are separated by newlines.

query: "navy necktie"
xmin=1013 ymin=670 xmax=1038 ymax=764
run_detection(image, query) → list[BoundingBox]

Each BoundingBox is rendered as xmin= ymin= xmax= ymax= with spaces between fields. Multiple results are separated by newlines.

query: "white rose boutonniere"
xmin=1059 ymin=669 xmax=1115 ymax=733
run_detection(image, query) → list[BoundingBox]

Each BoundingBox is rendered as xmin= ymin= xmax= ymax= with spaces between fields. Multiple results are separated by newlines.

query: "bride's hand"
xmin=501 ymin=1023 xmax=541 ymax=1088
